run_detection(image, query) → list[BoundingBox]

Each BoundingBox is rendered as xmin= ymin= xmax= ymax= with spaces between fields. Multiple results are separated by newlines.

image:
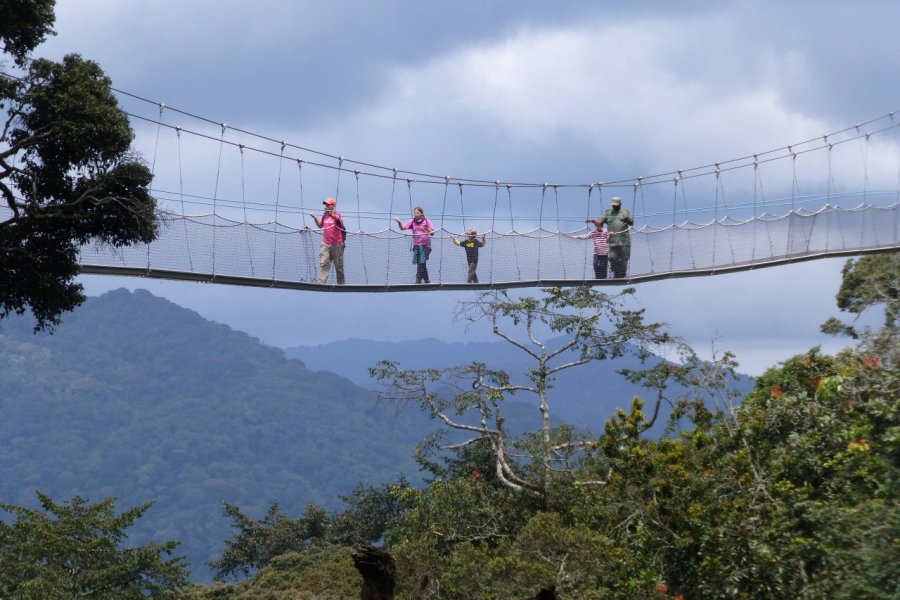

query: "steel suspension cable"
xmin=355 ymin=170 xmax=369 ymax=284
xmin=211 ymin=123 xmax=227 ymax=277
xmin=175 ymin=128 xmax=194 ymax=272
xmin=508 ymin=185 xmax=522 ymax=280
xmin=239 ymin=145 xmax=255 ymax=277
xmin=490 ymin=182 xmax=500 ymax=283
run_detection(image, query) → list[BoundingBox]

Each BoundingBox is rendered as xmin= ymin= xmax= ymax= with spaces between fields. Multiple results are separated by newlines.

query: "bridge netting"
xmin=80 ymin=95 xmax=900 ymax=288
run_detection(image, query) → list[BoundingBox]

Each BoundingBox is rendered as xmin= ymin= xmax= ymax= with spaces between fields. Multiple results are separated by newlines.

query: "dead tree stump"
xmin=352 ymin=545 xmax=396 ymax=600
xmin=528 ymin=584 xmax=559 ymax=600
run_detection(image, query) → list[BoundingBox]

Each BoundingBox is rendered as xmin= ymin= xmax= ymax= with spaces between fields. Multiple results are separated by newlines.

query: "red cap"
xmin=323 ymin=197 xmax=337 ymax=206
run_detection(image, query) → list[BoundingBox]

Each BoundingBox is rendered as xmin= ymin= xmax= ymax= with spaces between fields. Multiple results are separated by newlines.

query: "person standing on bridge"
xmin=395 ymin=207 xmax=435 ymax=283
xmin=598 ymin=196 xmax=633 ymax=278
xmin=450 ymin=228 xmax=487 ymax=283
xmin=309 ymin=197 xmax=346 ymax=284
xmin=574 ymin=218 xmax=609 ymax=279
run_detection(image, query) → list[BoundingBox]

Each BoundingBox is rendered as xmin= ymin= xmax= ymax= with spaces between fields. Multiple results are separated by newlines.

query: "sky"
xmin=29 ymin=0 xmax=900 ymax=375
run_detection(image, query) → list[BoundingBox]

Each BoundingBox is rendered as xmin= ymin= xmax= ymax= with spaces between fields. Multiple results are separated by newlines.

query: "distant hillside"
xmin=0 ymin=289 xmax=434 ymax=581
xmin=285 ymin=338 xmax=754 ymax=435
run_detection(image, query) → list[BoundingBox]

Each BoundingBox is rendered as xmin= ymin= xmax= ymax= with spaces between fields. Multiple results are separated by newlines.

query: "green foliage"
xmin=821 ymin=251 xmax=899 ymax=337
xmin=372 ymin=314 xmax=898 ymax=598
xmin=0 ymin=0 xmax=55 ymax=64
xmin=0 ymin=492 xmax=188 ymax=599
xmin=331 ymin=479 xmax=414 ymax=546
xmin=208 ymin=502 xmax=323 ymax=582
xmin=388 ymin=477 xmax=537 ymax=551
xmin=209 ymin=479 xmax=415 ymax=582
xmin=570 ymin=336 xmax=900 ymax=599
xmin=2 ymin=5 xmax=157 ymax=330
xmin=181 ymin=545 xmax=360 ymax=599
xmin=392 ymin=506 xmax=657 ymax=599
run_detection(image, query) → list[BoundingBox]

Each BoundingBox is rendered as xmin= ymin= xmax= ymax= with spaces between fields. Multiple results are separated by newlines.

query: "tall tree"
xmin=371 ymin=286 xmax=683 ymax=500
xmin=1 ymin=1 xmax=157 ymax=330
xmin=0 ymin=492 xmax=188 ymax=598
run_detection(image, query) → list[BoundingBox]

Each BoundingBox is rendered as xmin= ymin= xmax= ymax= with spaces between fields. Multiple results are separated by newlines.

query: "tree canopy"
xmin=0 ymin=492 xmax=188 ymax=598
xmin=0 ymin=0 xmax=55 ymax=64
xmin=1 ymin=0 xmax=157 ymax=330
xmin=821 ymin=251 xmax=899 ymax=337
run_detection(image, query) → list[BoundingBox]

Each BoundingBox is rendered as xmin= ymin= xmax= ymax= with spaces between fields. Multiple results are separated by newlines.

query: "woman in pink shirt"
xmin=309 ymin=197 xmax=346 ymax=284
xmin=395 ymin=207 xmax=435 ymax=283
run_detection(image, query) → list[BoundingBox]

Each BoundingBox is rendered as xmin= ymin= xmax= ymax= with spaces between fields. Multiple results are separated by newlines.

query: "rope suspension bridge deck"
xmin=54 ymin=94 xmax=900 ymax=289
xmin=78 ymin=203 xmax=899 ymax=291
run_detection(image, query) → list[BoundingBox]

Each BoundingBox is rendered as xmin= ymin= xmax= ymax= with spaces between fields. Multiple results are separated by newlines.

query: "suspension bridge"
xmin=64 ymin=96 xmax=900 ymax=290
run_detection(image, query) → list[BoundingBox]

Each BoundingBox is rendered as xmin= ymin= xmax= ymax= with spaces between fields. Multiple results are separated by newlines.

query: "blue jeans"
xmin=412 ymin=245 xmax=431 ymax=283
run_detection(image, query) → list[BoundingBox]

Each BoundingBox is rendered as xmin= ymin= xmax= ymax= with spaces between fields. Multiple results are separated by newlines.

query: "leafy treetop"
xmin=1 ymin=2 xmax=158 ymax=330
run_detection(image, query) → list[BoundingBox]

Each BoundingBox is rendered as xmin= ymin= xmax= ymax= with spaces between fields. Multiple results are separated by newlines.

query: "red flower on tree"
xmin=863 ymin=355 xmax=880 ymax=368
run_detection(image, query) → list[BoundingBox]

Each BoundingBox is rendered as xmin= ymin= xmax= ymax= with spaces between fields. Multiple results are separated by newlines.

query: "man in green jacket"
xmin=599 ymin=196 xmax=634 ymax=278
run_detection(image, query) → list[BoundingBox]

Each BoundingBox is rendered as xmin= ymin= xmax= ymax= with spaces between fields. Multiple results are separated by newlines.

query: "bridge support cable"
xmin=437 ymin=177 xmax=450 ymax=282
xmin=271 ymin=141 xmax=286 ymax=284
xmin=238 ymin=145 xmax=255 ymax=278
xmin=210 ymin=123 xmax=228 ymax=278
xmin=508 ymin=185 xmax=522 ymax=281
xmin=384 ymin=169 xmax=398 ymax=287
xmin=580 ymin=185 xmax=593 ymax=281
xmin=860 ymin=133 xmax=871 ymax=246
xmin=668 ymin=178 xmax=679 ymax=272
xmin=554 ymin=185 xmax=566 ymax=280
xmin=488 ymin=183 xmax=500 ymax=284
xmin=175 ymin=127 xmax=194 ymax=273
xmin=355 ymin=171 xmax=370 ymax=285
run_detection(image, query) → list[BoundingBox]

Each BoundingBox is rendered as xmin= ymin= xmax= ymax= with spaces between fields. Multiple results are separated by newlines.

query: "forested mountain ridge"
xmin=0 ymin=288 xmax=430 ymax=580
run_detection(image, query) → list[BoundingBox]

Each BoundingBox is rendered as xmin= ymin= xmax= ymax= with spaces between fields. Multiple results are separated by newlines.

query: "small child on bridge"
xmin=451 ymin=229 xmax=487 ymax=283
xmin=574 ymin=219 xmax=609 ymax=279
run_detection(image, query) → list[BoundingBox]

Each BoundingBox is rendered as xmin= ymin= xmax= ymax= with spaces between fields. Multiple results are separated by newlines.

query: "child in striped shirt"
xmin=576 ymin=219 xmax=609 ymax=279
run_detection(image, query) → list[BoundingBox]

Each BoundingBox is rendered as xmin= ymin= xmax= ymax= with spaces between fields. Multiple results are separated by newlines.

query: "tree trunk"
xmin=352 ymin=545 xmax=396 ymax=600
xmin=528 ymin=584 xmax=559 ymax=600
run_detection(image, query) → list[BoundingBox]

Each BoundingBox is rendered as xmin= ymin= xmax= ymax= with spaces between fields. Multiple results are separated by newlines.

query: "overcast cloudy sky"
xmin=32 ymin=0 xmax=900 ymax=374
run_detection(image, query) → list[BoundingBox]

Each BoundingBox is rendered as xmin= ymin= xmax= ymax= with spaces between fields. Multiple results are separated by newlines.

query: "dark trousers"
xmin=593 ymin=254 xmax=608 ymax=279
xmin=609 ymin=244 xmax=630 ymax=278
xmin=416 ymin=262 xmax=430 ymax=283
xmin=467 ymin=262 xmax=479 ymax=283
